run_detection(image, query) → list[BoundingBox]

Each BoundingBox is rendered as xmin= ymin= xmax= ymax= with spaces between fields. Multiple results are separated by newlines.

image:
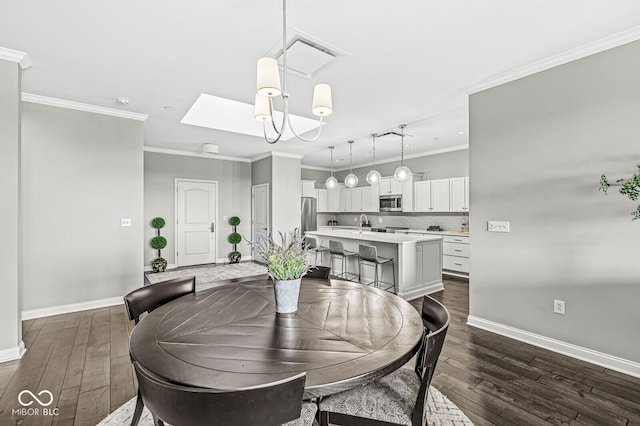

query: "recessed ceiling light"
xmin=458 ymin=131 xmax=465 ymax=135
xmin=163 ymin=106 xmax=173 ymax=110
xmin=116 ymin=97 xmax=129 ymax=105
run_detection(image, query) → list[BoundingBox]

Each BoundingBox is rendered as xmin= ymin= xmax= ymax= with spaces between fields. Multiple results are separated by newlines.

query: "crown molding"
xmin=303 ymin=144 xmax=468 ymax=172
xmin=251 ymin=151 xmax=305 ymax=162
xmin=465 ymin=25 xmax=640 ymax=95
xmin=144 ymin=146 xmax=251 ymax=163
xmin=21 ymin=93 xmax=148 ymax=121
xmin=0 ymin=47 xmax=32 ymax=69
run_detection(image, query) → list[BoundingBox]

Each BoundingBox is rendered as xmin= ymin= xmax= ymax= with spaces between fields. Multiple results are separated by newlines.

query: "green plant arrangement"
xmin=249 ymin=229 xmax=311 ymax=313
xmin=228 ymin=216 xmax=242 ymax=263
xmin=600 ymin=165 xmax=640 ymax=220
xmin=251 ymin=230 xmax=310 ymax=280
xmin=150 ymin=217 xmax=168 ymax=272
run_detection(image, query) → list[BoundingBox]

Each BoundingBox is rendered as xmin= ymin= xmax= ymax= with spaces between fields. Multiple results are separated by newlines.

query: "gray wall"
xmin=0 ymin=59 xmax=22 ymax=353
xmin=21 ymin=103 xmax=144 ymax=311
xmin=301 ymin=168 xmax=330 ymax=186
xmin=144 ymin=152 xmax=252 ymax=265
xmin=469 ymin=40 xmax=640 ymax=363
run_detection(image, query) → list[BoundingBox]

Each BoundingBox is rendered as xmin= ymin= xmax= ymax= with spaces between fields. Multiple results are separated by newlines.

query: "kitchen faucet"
xmin=359 ymin=214 xmax=369 ymax=234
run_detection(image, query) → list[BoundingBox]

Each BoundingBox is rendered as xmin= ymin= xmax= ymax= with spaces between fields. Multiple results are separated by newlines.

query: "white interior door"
xmin=176 ymin=180 xmax=217 ymax=267
xmin=252 ymin=184 xmax=269 ymax=260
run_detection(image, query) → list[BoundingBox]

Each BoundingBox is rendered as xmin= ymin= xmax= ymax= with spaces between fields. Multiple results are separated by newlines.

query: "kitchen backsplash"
xmin=317 ymin=213 xmax=468 ymax=232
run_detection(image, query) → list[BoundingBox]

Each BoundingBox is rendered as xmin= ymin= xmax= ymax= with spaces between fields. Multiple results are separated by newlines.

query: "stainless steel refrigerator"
xmin=301 ymin=197 xmax=317 ymax=234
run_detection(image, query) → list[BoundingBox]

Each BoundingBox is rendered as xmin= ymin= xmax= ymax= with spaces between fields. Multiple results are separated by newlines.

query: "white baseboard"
xmin=467 ymin=315 xmax=640 ymax=379
xmin=216 ymin=256 xmax=254 ymax=264
xmin=143 ymin=258 xmax=255 ymax=271
xmin=0 ymin=341 xmax=26 ymax=363
xmin=22 ymin=297 xmax=124 ymax=321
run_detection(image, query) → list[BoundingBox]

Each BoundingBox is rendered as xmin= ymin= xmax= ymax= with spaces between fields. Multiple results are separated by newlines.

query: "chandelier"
xmin=253 ymin=0 xmax=333 ymax=144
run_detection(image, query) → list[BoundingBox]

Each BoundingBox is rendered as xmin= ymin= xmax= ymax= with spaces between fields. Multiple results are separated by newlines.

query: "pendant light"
xmin=344 ymin=140 xmax=358 ymax=188
xmin=366 ymin=133 xmax=381 ymax=185
xmin=325 ymin=146 xmax=338 ymax=189
xmin=394 ymin=124 xmax=411 ymax=182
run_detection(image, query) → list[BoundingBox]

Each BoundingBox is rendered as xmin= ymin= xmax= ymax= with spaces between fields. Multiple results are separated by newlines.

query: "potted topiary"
xmin=228 ymin=216 xmax=242 ymax=263
xmin=150 ymin=217 xmax=168 ymax=272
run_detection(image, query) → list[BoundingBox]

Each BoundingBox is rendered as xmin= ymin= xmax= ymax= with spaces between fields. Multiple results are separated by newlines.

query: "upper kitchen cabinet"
xmin=350 ymin=188 xmax=362 ymax=212
xmin=327 ymin=186 xmax=340 ymax=212
xmin=450 ymin=177 xmax=470 ymax=212
xmin=315 ymin=188 xmax=328 ymax=212
xmin=362 ymin=184 xmax=380 ymax=212
xmin=414 ymin=179 xmax=451 ymax=212
xmin=379 ymin=178 xmax=403 ymax=195
xmin=302 ymin=180 xmax=316 ymax=197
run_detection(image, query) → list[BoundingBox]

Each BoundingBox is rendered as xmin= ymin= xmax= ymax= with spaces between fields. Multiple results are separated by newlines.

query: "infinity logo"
xmin=18 ymin=390 xmax=54 ymax=407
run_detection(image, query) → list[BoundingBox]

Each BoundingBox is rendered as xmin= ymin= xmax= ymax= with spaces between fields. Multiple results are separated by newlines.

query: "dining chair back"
xmin=133 ymin=362 xmax=306 ymax=426
xmin=411 ymin=296 xmax=450 ymax=425
xmin=123 ymin=276 xmax=196 ymax=324
xmin=304 ymin=266 xmax=331 ymax=279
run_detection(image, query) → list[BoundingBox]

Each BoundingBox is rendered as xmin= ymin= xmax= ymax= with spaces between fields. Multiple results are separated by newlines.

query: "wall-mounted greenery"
xmin=600 ymin=165 xmax=640 ymax=220
xmin=151 ymin=217 xmax=168 ymax=271
xmin=228 ymin=216 xmax=242 ymax=263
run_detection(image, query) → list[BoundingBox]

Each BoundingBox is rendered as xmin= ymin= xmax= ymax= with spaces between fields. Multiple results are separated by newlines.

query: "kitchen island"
xmin=305 ymin=228 xmax=443 ymax=300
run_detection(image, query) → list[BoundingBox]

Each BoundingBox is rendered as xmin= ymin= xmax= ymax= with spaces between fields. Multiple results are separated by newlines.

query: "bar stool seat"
xmin=329 ymin=240 xmax=359 ymax=281
xmin=358 ymin=244 xmax=396 ymax=293
xmin=305 ymin=236 xmax=329 ymax=266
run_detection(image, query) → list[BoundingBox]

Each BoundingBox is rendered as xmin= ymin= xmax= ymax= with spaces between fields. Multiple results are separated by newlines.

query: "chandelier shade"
xmin=256 ymin=58 xmax=282 ymax=97
xmin=312 ymin=84 xmax=333 ymax=117
xmin=253 ymin=94 xmax=273 ymax=122
xmin=366 ymin=169 xmax=381 ymax=185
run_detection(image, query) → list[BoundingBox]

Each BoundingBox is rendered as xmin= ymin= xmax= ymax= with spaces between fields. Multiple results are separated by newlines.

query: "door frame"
xmin=251 ymin=183 xmax=270 ymax=259
xmin=174 ymin=178 xmax=219 ymax=267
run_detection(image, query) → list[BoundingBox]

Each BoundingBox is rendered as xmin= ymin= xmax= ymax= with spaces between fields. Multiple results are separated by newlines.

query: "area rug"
xmin=146 ymin=262 xmax=268 ymax=290
xmin=98 ymin=387 xmax=474 ymax=425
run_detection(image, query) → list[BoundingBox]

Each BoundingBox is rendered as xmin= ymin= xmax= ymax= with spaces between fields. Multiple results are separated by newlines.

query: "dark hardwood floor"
xmin=0 ymin=275 xmax=638 ymax=425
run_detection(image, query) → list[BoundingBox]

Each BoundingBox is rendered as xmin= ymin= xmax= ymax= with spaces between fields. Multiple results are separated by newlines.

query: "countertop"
xmin=316 ymin=226 xmax=469 ymax=238
xmin=307 ymin=228 xmax=443 ymax=245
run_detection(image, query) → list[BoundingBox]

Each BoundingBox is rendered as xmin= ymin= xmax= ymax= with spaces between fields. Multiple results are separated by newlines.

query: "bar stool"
xmin=358 ymin=244 xmax=396 ymax=293
xmin=305 ymin=236 xmax=329 ymax=266
xmin=329 ymin=240 xmax=359 ymax=281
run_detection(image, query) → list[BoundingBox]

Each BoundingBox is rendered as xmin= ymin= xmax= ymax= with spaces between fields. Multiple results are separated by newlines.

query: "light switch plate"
xmin=121 ymin=218 xmax=132 ymax=227
xmin=488 ymin=221 xmax=509 ymax=232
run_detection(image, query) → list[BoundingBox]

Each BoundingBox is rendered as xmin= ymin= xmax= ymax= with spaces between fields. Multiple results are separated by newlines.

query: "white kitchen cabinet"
xmin=414 ymin=179 xmax=450 ymax=212
xmin=402 ymin=179 xmax=414 ymax=212
xmin=302 ymin=180 xmax=316 ymax=197
xmin=327 ymin=186 xmax=340 ymax=212
xmin=380 ymin=178 xmax=403 ymax=195
xmin=315 ymin=189 xmax=328 ymax=212
xmin=339 ymin=185 xmax=347 ymax=212
xmin=442 ymin=234 xmax=469 ymax=276
xmin=351 ymin=188 xmax=363 ymax=212
xmin=344 ymin=187 xmax=353 ymax=212
xmin=362 ymin=184 xmax=380 ymax=212
xmin=431 ymin=179 xmax=450 ymax=212
xmin=450 ymin=176 xmax=470 ymax=212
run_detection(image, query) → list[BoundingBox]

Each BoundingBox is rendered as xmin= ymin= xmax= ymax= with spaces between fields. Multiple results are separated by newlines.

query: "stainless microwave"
xmin=379 ymin=194 xmax=402 ymax=211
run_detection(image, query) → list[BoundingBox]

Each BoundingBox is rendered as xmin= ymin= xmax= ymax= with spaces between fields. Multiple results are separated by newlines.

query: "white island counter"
xmin=306 ymin=229 xmax=443 ymax=300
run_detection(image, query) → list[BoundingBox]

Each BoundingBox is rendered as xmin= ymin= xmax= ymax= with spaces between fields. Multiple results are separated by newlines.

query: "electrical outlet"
xmin=378 ymin=217 xmax=383 ymax=223
xmin=553 ymin=299 xmax=565 ymax=315
xmin=354 ymin=217 xmax=358 ymax=222
xmin=121 ymin=218 xmax=131 ymax=227
xmin=488 ymin=221 xmax=510 ymax=232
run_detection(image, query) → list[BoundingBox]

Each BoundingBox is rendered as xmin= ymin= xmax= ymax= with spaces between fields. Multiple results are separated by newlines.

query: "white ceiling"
xmin=3 ymin=1 xmax=640 ymax=169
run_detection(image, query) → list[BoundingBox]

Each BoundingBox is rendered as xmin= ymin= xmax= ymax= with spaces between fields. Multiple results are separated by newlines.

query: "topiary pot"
xmin=228 ymin=251 xmax=242 ymax=264
xmin=152 ymin=257 xmax=167 ymax=273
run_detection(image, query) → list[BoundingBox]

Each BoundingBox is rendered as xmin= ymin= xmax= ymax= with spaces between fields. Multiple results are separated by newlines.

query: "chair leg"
xmin=391 ymin=260 xmax=397 ymax=294
xmin=130 ymin=390 xmax=144 ymax=426
xmin=319 ymin=411 xmax=330 ymax=426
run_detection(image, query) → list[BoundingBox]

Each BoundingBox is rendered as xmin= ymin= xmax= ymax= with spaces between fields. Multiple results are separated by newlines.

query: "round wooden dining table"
xmin=129 ymin=276 xmax=424 ymax=399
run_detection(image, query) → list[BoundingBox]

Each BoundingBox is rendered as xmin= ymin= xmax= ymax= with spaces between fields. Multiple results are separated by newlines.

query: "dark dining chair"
xmin=318 ymin=296 xmax=450 ymax=426
xmin=304 ymin=266 xmax=331 ymax=279
xmin=132 ymin=362 xmax=317 ymax=426
xmin=123 ymin=275 xmax=196 ymax=426
xmin=123 ymin=275 xmax=196 ymax=324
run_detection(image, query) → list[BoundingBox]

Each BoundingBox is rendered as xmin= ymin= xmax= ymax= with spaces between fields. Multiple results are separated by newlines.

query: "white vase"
xmin=273 ymin=278 xmax=301 ymax=313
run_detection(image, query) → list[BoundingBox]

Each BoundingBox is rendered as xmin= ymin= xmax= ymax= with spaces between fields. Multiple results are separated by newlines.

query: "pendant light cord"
xmin=349 ymin=140 xmax=354 ymax=173
xmin=372 ymin=133 xmax=377 ymax=169
xmin=330 ymin=147 xmax=334 ymax=177
xmin=399 ymin=124 xmax=406 ymax=166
